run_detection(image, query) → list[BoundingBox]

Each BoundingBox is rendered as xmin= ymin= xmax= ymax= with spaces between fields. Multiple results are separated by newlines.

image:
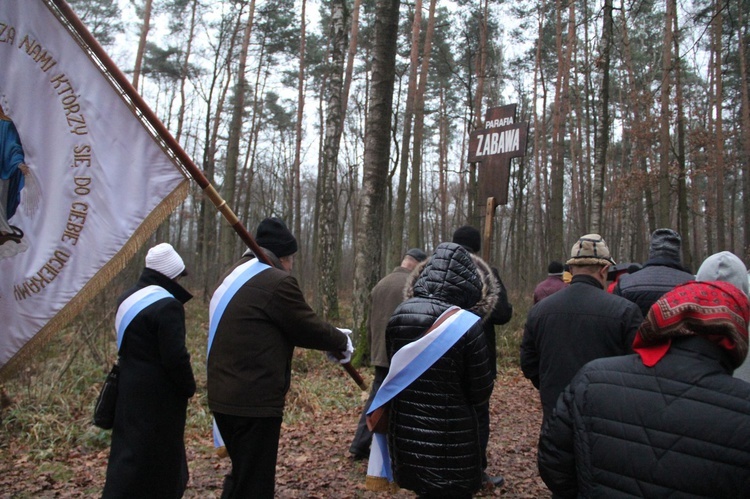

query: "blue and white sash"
xmin=207 ymin=258 xmax=271 ymax=450
xmin=114 ymin=285 xmax=174 ymax=351
xmin=365 ymin=306 xmax=480 ymax=487
xmin=207 ymin=258 xmax=271 ymax=358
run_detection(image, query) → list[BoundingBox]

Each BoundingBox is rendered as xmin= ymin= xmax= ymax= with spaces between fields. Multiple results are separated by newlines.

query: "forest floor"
xmin=0 ymin=368 xmax=547 ymax=498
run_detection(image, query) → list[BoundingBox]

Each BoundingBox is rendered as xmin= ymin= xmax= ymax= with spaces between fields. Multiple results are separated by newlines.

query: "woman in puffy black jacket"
xmin=386 ymin=242 xmax=497 ymax=498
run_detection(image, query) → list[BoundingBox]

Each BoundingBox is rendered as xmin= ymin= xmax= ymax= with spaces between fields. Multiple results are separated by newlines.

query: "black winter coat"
xmin=613 ymin=258 xmax=695 ymax=316
xmin=520 ymin=274 xmax=643 ymax=421
xmin=103 ymin=268 xmax=196 ymax=499
xmin=386 ymin=243 xmax=495 ymax=497
xmin=538 ymin=336 xmax=750 ymax=498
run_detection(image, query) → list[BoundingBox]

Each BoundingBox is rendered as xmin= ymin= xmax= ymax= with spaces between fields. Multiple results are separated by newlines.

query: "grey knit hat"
xmin=696 ymin=251 xmax=750 ymax=297
xmin=649 ymin=228 xmax=682 ymax=261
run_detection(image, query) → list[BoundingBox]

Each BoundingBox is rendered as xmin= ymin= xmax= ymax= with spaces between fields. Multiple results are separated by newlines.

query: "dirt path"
xmin=0 ymin=371 xmax=547 ymax=498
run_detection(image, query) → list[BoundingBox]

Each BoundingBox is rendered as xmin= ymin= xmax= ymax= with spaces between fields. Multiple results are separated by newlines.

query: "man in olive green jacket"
xmin=348 ymin=248 xmax=427 ymax=459
xmin=207 ymin=217 xmax=352 ymax=499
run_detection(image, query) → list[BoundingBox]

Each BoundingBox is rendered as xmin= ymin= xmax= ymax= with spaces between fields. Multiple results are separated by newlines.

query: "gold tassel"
xmin=365 ymin=475 xmax=399 ymax=492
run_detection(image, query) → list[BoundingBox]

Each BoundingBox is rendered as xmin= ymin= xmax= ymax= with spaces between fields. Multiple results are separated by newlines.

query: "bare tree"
xmin=220 ymin=0 xmax=255 ymax=269
xmin=352 ymin=0 xmax=401 ymax=343
xmin=591 ymin=0 xmax=612 ymax=233
xmin=390 ymin=1 xmax=423 ymax=268
xmin=316 ymin=0 xmax=348 ymax=319
xmin=293 ymin=0 xmax=307 ymax=254
xmin=658 ymin=0 xmax=674 ymax=228
xmin=408 ymin=0 xmax=438 ymax=248
xmin=132 ymin=0 xmax=153 ymax=91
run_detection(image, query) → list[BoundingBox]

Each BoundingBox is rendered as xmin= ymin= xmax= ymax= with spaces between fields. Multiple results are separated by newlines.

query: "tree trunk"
xmin=175 ymin=0 xmax=199 ymax=143
xmin=673 ymin=8 xmax=692 ymax=269
xmin=658 ymin=0 xmax=674 ymax=228
xmin=352 ymin=0 xmax=400 ymax=345
xmin=532 ymin=0 xmax=547 ymax=269
xmin=316 ymin=0 xmax=348 ymax=320
xmin=591 ymin=0 xmax=612 ymax=233
xmin=341 ymin=0 xmax=362 ymax=118
xmin=469 ymin=0 xmax=488 ymax=225
xmin=408 ymin=0 xmax=437 ymax=248
xmin=198 ymin=10 xmax=241 ymax=298
xmin=712 ymin=0 xmax=726 ymax=249
xmin=389 ymin=2 xmax=422 ymax=268
xmin=548 ymin=0 xmax=574 ymax=258
xmin=293 ymin=0 xmax=307 ymax=264
xmin=220 ymin=0 xmax=255 ymax=269
xmin=132 ymin=0 xmax=153 ymax=91
xmin=738 ymin=0 xmax=750 ymax=261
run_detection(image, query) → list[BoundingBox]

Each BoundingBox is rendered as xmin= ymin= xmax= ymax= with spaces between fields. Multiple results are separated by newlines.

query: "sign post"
xmin=468 ymin=104 xmax=529 ymax=261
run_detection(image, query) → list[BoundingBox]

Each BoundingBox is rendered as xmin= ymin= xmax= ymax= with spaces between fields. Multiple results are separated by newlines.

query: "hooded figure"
xmin=385 ymin=242 xmax=496 ymax=497
xmin=538 ymin=281 xmax=750 ymax=498
xmin=696 ymin=251 xmax=750 ymax=382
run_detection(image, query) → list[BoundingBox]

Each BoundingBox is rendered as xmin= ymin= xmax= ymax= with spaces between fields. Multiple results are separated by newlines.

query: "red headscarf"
xmin=633 ymin=281 xmax=750 ymax=367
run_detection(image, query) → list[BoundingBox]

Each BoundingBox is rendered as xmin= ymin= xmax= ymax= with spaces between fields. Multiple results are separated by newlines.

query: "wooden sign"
xmin=468 ymin=104 xmax=529 ymax=205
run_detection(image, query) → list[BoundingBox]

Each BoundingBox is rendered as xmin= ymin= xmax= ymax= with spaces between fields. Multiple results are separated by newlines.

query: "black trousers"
xmin=349 ymin=366 xmax=389 ymax=457
xmin=476 ymin=399 xmax=490 ymax=470
xmin=214 ymin=413 xmax=282 ymax=499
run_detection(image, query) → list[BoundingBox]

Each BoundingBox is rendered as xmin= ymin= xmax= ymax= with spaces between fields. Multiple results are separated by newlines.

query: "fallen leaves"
xmin=0 ymin=371 xmax=548 ymax=498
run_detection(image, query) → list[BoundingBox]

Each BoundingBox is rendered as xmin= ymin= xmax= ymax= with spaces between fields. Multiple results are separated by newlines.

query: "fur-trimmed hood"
xmin=404 ymin=242 xmax=499 ymax=319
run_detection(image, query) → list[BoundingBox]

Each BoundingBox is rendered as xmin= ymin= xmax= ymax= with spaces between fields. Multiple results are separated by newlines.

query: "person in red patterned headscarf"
xmin=538 ymin=281 xmax=750 ymax=498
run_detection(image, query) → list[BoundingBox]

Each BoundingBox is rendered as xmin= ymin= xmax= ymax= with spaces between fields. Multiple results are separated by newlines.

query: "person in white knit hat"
xmin=103 ymin=242 xmax=195 ymax=499
xmin=145 ymin=242 xmax=188 ymax=279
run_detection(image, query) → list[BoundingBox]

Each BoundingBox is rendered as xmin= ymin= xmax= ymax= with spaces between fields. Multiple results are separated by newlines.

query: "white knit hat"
xmin=145 ymin=243 xmax=186 ymax=279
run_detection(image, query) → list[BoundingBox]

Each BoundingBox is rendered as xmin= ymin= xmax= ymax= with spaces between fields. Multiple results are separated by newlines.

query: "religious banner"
xmin=0 ymin=0 xmax=189 ymax=378
xmin=468 ymin=104 xmax=529 ymax=205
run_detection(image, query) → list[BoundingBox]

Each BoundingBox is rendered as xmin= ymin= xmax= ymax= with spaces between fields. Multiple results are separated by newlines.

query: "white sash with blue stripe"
xmin=207 ymin=258 xmax=271 ymax=450
xmin=114 ymin=285 xmax=174 ymax=351
xmin=207 ymin=258 xmax=271 ymax=358
xmin=365 ymin=306 xmax=480 ymax=487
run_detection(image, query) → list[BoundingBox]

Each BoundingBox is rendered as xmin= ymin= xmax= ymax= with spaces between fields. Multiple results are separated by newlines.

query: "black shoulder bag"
xmin=93 ymin=360 xmax=119 ymax=429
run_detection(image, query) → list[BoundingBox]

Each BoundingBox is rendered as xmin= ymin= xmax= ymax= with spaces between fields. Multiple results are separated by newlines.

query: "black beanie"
xmin=547 ymin=260 xmax=564 ymax=275
xmin=255 ymin=217 xmax=298 ymax=257
xmin=452 ymin=225 xmax=481 ymax=253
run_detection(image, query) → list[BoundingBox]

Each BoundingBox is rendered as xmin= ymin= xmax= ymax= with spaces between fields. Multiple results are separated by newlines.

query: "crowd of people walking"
xmin=102 ymin=222 xmax=750 ymax=498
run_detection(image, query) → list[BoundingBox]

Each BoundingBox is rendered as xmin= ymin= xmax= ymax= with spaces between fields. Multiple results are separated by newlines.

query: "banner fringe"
xmin=364 ymin=476 xmax=399 ymax=492
xmin=0 ymin=181 xmax=189 ymax=383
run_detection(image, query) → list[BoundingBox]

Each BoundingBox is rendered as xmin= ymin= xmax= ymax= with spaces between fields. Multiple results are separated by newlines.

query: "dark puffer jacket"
xmin=538 ymin=336 xmax=750 ymax=498
xmin=386 ymin=242 xmax=496 ymax=496
xmin=613 ymin=259 xmax=694 ymax=316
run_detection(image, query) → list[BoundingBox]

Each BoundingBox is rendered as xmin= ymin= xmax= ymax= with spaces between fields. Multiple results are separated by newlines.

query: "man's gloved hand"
xmin=327 ymin=328 xmax=353 ymax=364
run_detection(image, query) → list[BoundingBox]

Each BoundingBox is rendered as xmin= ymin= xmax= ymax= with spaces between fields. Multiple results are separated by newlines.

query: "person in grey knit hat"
xmin=613 ymin=228 xmax=695 ymax=317
xmin=696 ymin=251 xmax=750 ymax=382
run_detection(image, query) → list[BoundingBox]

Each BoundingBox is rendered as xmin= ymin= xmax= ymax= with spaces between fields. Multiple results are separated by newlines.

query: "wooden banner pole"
xmin=49 ymin=0 xmax=367 ymax=392
xmin=482 ymin=197 xmax=497 ymax=262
